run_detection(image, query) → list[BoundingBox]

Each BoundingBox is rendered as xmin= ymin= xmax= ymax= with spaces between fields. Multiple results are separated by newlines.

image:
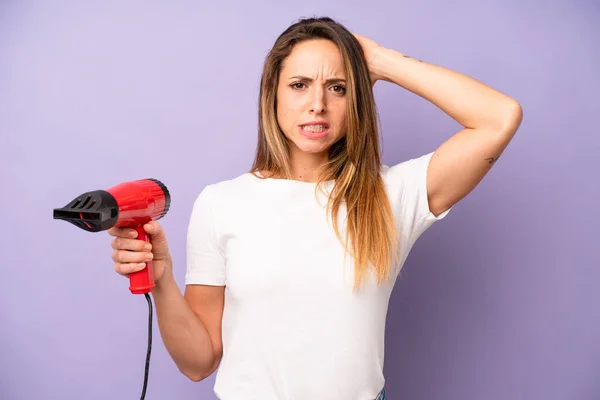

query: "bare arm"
xmin=355 ymin=34 xmax=524 ymax=216
xmin=152 ymin=273 xmax=224 ymax=381
xmin=375 ymin=48 xmax=523 ymax=216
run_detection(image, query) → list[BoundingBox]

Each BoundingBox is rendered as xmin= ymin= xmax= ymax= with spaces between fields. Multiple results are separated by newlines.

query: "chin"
xmin=291 ymin=137 xmax=333 ymax=154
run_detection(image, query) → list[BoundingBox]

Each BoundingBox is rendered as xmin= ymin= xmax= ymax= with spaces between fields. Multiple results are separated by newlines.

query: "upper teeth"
xmin=303 ymin=125 xmax=327 ymax=132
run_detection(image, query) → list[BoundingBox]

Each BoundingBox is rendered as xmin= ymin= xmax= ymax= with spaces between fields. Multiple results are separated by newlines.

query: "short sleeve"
xmin=382 ymin=151 xmax=452 ymax=246
xmin=185 ymin=185 xmax=226 ymax=286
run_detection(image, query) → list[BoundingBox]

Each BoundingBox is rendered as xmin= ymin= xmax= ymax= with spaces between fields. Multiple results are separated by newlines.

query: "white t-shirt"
xmin=185 ymin=151 xmax=451 ymax=400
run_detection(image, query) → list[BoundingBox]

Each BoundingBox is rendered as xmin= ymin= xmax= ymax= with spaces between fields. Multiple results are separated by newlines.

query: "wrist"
xmin=372 ymin=47 xmax=420 ymax=85
xmin=154 ymin=268 xmax=176 ymax=295
xmin=371 ymin=46 xmax=394 ymax=82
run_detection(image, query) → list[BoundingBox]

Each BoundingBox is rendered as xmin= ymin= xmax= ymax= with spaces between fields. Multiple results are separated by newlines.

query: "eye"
xmin=290 ymin=82 xmax=306 ymax=90
xmin=331 ymin=85 xmax=346 ymax=94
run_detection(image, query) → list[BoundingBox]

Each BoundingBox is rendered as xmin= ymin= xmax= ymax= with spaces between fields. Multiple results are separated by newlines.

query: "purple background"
xmin=1 ymin=1 xmax=598 ymax=399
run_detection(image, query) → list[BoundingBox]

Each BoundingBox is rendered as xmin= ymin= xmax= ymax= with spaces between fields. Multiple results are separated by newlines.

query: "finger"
xmin=108 ymin=227 xmax=138 ymax=238
xmin=111 ymin=236 xmax=152 ymax=252
xmin=144 ymin=221 xmax=165 ymax=240
xmin=114 ymin=262 xmax=148 ymax=277
xmin=107 ymin=227 xmax=122 ymax=237
xmin=112 ymin=249 xmax=153 ymax=264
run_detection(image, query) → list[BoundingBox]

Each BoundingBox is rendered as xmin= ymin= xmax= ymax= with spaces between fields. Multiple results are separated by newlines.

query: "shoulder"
xmin=192 ymin=171 xmax=260 ymax=210
xmin=381 ymin=152 xmax=434 ymax=188
xmin=380 ymin=151 xmax=452 ymax=233
xmin=379 ymin=151 xmax=438 ymax=217
xmin=202 ymin=171 xmax=255 ymax=194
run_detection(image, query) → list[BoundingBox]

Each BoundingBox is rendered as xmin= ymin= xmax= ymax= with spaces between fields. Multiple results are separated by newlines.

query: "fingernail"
xmin=129 ymin=231 xmax=136 ymax=237
xmin=138 ymin=263 xmax=146 ymax=267
xmin=144 ymin=243 xmax=152 ymax=250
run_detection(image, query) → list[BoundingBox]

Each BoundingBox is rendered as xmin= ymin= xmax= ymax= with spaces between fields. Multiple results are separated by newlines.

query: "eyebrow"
xmin=288 ymin=75 xmax=346 ymax=84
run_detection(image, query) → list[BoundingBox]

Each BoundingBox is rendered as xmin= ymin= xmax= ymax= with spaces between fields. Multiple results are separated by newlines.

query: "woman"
xmin=108 ymin=17 xmax=522 ymax=400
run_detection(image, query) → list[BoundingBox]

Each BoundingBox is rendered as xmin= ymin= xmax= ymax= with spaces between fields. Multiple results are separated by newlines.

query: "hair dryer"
xmin=53 ymin=178 xmax=170 ymax=399
xmin=53 ymin=178 xmax=170 ymax=294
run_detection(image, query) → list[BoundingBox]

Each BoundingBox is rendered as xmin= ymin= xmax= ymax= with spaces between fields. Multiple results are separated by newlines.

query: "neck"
xmin=288 ymin=146 xmax=328 ymax=182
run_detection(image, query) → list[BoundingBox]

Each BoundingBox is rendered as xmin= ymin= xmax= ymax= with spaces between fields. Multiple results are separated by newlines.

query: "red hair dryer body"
xmin=53 ymin=179 xmax=171 ymax=294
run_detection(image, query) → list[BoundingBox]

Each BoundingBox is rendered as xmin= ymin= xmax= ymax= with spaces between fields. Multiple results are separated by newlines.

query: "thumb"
xmin=144 ymin=221 xmax=166 ymax=241
xmin=144 ymin=221 xmax=170 ymax=257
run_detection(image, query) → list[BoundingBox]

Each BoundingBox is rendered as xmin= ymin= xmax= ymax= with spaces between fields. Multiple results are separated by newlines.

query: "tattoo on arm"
xmin=402 ymin=54 xmax=424 ymax=62
xmin=485 ymin=156 xmax=500 ymax=164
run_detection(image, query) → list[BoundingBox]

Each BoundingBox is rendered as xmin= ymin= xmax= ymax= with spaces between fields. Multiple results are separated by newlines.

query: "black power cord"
xmin=140 ymin=293 xmax=153 ymax=400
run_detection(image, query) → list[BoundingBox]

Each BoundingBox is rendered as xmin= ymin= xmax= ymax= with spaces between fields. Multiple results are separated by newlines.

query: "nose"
xmin=309 ymin=86 xmax=326 ymax=114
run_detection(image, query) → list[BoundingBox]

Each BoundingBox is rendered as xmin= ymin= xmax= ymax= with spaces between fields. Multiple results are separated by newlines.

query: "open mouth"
xmin=299 ymin=123 xmax=330 ymax=138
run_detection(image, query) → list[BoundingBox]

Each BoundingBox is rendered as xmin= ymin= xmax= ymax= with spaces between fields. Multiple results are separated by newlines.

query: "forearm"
xmin=152 ymin=273 xmax=216 ymax=381
xmin=373 ymin=48 xmax=521 ymax=131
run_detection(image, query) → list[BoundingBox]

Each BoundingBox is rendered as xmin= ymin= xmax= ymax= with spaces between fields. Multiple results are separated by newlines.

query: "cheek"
xmin=333 ymin=103 xmax=347 ymax=134
xmin=277 ymin=94 xmax=300 ymax=132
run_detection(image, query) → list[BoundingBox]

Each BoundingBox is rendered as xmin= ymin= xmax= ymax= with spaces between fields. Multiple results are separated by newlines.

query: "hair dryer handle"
xmin=129 ymin=225 xmax=156 ymax=294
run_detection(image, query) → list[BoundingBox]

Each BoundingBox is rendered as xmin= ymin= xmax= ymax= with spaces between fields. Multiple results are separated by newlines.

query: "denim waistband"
xmin=375 ymin=387 xmax=386 ymax=400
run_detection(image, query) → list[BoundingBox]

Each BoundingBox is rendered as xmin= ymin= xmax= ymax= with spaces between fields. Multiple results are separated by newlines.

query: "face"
xmin=276 ymin=39 xmax=347 ymax=160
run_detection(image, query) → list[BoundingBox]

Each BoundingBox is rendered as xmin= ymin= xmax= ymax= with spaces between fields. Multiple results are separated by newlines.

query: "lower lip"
xmin=299 ymin=126 xmax=329 ymax=139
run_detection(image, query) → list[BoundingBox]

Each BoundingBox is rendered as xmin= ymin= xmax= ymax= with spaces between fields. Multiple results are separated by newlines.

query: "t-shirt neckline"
xmin=249 ymin=171 xmax=335 ymax=186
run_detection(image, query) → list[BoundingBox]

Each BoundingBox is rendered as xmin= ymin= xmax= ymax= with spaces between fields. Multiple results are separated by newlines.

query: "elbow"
xmin=185 ymin=370 xmax=212 ymax=383
xmin=180 ymin=356 xmax=221 ymax=382
xmin=509 ymin=100 xmax=523 ymax=125
xmin=501 ymin=100 xmax=523 ymax=135
xmin=182 ymin=366 xmax=214 ymax=382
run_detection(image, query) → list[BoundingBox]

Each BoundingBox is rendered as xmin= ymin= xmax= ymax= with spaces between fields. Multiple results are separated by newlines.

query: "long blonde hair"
xmin=251 ymin=17 xmax=399 ymax=291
